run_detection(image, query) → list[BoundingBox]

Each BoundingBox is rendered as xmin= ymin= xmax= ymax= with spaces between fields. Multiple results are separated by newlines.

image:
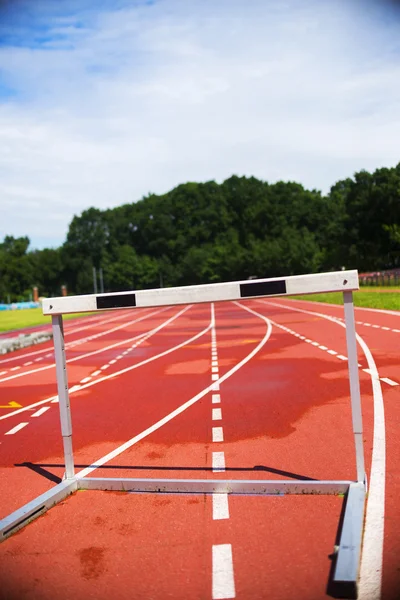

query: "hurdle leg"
xmin=52 ymin=314 xmax=75 ymax=479
xmin=343 ymin=291 xmax=365 ymax=484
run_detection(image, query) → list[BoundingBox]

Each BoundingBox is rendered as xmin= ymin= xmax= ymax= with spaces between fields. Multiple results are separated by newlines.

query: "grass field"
xmin=0 ymin=307 xmax=93 ymax=333
xmin=292 ymin=287 xmax=400 ymax=311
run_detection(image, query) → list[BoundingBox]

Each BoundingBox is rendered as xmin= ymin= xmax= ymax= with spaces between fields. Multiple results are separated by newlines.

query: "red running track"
xmin=0 ymin=299 xmax=398 ymax=600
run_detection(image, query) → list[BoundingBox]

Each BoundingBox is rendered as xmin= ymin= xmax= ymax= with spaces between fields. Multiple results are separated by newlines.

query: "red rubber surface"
xmin=0 ymin=299 xmax=399 ymax=600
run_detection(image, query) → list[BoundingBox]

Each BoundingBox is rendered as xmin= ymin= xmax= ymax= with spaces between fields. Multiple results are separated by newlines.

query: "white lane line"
xmin=327 ymin=349 xmax=337 ymax=355
xmin=319 ymin=345 xmax=328 ymax=350
xmin=5 ymin=422 xmax=29 ymax=435
xmin=0 ymin=371 xmax=6 ymax=376
xmin=0 ymin=306 xmax=170 ymax=382
xmin=212 ymin=426 xmax=224 ymax=442
xmin=75 ymin=303 xmax=273 ymax=479
xmin=109 ymin=360 xmax=117 ymax=365
xmin=212 ymin=374 xmax=219 ymax=381
xmin=212 ymin=544 xmax=235 ymax=599
xmin=23 ymin=361 xmax=33 ymax=366
xmin=212 ymin=394 xmax=221 ymax=404
xmin=212 ymin=360 xmax=219 ymax=367
xmin=337 ymin=354 xmax=347 ymax=361
xmin=100 ymin=365 xmax=109 ymax=370
xmin=381 ymin=327 xmax=390 ymax=331
xmin=80 ymin=377 xmax=92 ymax=383
xmin=212 ymin=366 xmax=219 ymax=373
xmin=0 ymin=311 xmax=212 ymax=423
xmin=212 ymin=494 xmax=230 ymax=520
xmin=91 ymin=370 xmax=102 ymax=376
xmin=262 ymin=299 xmax=386 ymax=600
xmin=212 ymin=451 xmax=226 ymax=472
xmin=380 ymin=377 xmax=399 ymax=387
xmin=10 ymin=366 xmax=21 ymax=371
xmin=31 ymin=406 xmax=51 ymax=417
xmin=212 ymin=408 xmax=222 ymax=421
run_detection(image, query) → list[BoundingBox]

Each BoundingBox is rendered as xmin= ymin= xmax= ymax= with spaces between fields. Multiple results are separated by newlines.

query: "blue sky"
xmin=0 ymin=0 xmax=399 ymax=250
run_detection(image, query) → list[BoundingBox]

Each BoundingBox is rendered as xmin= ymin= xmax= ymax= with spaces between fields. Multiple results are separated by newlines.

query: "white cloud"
xmin=0 ymin=0 xmax=399 ymax=248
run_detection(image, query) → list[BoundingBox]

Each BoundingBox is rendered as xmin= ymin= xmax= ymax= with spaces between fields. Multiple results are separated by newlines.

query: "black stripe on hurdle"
xmin=96 ymin=293 xmax=137 ymax=309
xmin=240 ymin=280 xmax=287 ymax=298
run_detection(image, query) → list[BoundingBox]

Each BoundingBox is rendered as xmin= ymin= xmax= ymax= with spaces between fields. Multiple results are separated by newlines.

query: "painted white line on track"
xmin=212 ymin=366 xmax=219 ymax=373
xmin=212 ymin=426 xmax=224 ymax=442
xmin=23 ymin=361 xmax=33 ymax=366
xmin=212 ymin=394 xmax=221 ymax=404
xmin=380 ymin=377 xmax=398 ymax=387
xmin=10 ymin=366 xmax=20 ymax=371
xmin=212 ymin=408 xmax=222 ymax=421
xmin=31 ymin=407 xmax=51 ymax=417
xmin=5 ymin=422 xmax=28 ymax=435
xmin=212 ymin=494 xmax=230 ymax=520
xmin=80 ymin=377 xmax=92 ymax=383
xmin=75 ymin=303 xmax=273 ymax=478
xmin=327 ymin=349 xmax=337 ymax=355
xmin=262 ymin=299 xmax=386 ymax=600
xmin=212 ymin=544 xmax=235 ymax=599
xmin=109 ymin=360 xmax=117 ymax=365
xmin=91 ymin=370 xmax=102 ymax=376
xmin=212 ymin=374 xmax=219 ymax=381
xmin=1 ymin=307 xmax=211 ymax=423
xmin=212 ymin=452 xmax=226 ymax=472
xmin=0 ymin=307 xmax=169 ymax=383
xmin=337 ymin=354 xmax=347 ymax=361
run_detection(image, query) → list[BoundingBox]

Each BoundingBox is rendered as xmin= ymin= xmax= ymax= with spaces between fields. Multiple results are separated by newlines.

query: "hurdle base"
xmin=0 ymin=477 xmax=366 ymax=599
xmin=0 ymin=479 xmax=77 ymax=542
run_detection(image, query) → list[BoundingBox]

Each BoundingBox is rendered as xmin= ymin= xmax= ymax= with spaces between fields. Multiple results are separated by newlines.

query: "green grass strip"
xmin=0 ymin=307 xmax=94 ymax=333
xmin=290 ymin=288 xmax=400 ymax=311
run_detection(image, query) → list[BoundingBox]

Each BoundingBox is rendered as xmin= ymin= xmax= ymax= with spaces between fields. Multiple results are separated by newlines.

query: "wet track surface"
xmin=0 ymin=300 xmax=399 ymax=600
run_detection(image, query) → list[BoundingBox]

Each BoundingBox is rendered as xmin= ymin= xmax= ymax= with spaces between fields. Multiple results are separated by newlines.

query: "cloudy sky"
xmin=0 ymin=0 xmax=399 ymax=250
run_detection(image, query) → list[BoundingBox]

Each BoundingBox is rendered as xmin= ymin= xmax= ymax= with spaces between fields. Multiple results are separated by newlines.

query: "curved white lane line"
xmin=0 ymin=309 xmax=138 ymax=366
xmin=0 ymin=305 xmax=198 ymax=422
xmin=0 ymin=306 xmax=173 ymax=383
xmin=262 ymin=299 xmax=385 ymax=600
xmin=77 ymin=301 xmax=273 ymax=478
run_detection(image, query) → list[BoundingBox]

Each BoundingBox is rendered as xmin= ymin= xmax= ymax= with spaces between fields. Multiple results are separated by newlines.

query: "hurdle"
xmin=0 ymin=270 xmax=366 ymax=596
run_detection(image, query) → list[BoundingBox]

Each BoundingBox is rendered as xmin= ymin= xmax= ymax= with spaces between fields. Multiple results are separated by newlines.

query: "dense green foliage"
xmin=1 ymin=163 xmax=399 ymax=300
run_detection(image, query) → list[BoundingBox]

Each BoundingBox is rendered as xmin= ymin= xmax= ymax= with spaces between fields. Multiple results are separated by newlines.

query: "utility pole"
xmin=99 ymin=268 xmax=104 ymax=294
xmin=93 ymin=266 xmax=98 ymax=294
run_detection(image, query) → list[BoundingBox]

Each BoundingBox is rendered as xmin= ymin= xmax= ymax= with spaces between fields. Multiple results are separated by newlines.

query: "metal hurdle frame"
xmin=0 ymin=270 xmax=366 ymax=596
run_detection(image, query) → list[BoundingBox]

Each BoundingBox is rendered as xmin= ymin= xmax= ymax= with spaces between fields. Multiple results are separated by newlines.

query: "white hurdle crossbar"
xmin=0 ymin=270 xmax=366 ymax=597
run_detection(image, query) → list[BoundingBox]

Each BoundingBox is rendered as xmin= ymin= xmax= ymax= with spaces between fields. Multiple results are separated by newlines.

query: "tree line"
xmin=1 ymin=162 xmax=399 ymax=301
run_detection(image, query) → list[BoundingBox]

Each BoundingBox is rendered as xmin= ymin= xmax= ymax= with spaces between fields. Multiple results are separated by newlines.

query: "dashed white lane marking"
xmin=23 ymin=361 xmax=33 ymax=366
xmin=327 ymin=349 xmax=337 ymax=355
xmin=212 ymin=374 xmax=219 ymax=381
xmin=91 ymin=370 xmax=102 ymax=377
xmin=212 ymin=452 xmax=226 ymax=472
xmin=380 ymin=377 xmax=399 ymax=387
xmin=212 ymin=394 xmax=221 ymax=404
xmin=212 ymin=494 xmax=230 ymax=520
xmin=5 ymin=422 xmax=28 ymax=435
xmin=212 ymin=408 xmax=222 ymax=421
xmin=212 ymin=366 xmax=219 ymax=373
xmin=10 ymin=366 xmax=21 ymax=371
xmin=337 ymin=354 xmax=347 ymax=361
xmin=80 ymin=377 xmax=92 ymax=383
xmin=109 ymin=359 xmax=117 ymax=365
xmin=0 ymin=371 xmax=6 ymax=376
xmin=211 ymin=382 xmax=220 ymax=391
xmin=100 ymin=365 xmax=109 ymax=370
xmin=31 ymin=406 xmax=51 ymax=417
xmin=262 ymin=299 xmax=387 ymax=599
xmin=212 ymin=426 xmax=224 ymax=442
xmin=212 ymin=544 xmax=235 ymax=599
